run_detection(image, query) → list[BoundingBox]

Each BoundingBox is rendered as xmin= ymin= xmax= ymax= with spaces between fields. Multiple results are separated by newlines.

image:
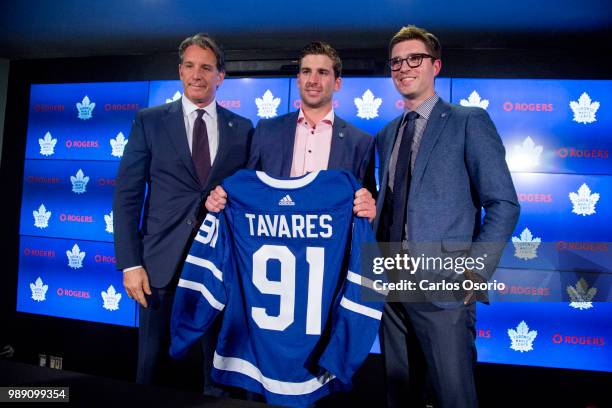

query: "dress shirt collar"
xmin=181 ymin=95 xmax=218 ymax=120
xmin=403 ymin=93 xmax=439 ymax=122
xmin=297 ymin=108 xmax=335 ymax=127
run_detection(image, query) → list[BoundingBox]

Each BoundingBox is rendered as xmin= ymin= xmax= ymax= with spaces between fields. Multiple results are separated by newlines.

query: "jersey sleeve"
xmin=169 ymin=211 xmax=232 ymax=359
xmin=318 ymin=216 xmax=387 ymax=384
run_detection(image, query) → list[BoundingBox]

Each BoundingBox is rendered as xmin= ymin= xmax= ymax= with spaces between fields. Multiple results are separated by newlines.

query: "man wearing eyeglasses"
xmin=374 ymin=26 xmax=519 ymax=407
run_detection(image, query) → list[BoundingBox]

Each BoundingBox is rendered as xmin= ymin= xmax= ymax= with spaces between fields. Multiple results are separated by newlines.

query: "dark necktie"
xmin=390 ymin=111 xmax=419 ymax=242
xmin=192 ymin=109 xmax=211 ymax=187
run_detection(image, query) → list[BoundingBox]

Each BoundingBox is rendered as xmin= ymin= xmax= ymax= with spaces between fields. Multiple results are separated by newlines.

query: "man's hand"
xmin=353 ymin=188 xmax=376 ymax=222
xmin=124 ymin=267 xmax=152 ymax=308
xmin=205 ymin=185 xmax=227 ymax=213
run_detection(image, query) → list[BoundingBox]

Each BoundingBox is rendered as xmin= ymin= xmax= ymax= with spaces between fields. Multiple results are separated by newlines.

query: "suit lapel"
xmin=163 ymin=100 xmax=199 ymax=185
xmin=207 ymin=104 xmax=233 ymax=188
xmin=328 ymin=115 xmax=347 ymax=169
xmin=410 ymin=100 xmax=451 ymax=192
xmin=381 ymin=115 xmax=404 ymax=183
xmin=280 ymin=111 xmax=299 ymax=177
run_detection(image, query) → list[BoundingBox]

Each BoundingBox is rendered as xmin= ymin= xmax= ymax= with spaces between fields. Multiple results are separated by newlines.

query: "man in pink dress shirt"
xmin=206 ymin=41 xmax=376 ymax=218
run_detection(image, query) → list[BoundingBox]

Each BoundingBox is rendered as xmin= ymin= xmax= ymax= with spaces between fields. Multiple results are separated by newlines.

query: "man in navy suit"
xmin=374 ymin=26 xmax=519 ymax=407
xmin=113 ymin=33 xmax=253 ymax=392
xmin=206 ymin=41 xmax=376 ymax=219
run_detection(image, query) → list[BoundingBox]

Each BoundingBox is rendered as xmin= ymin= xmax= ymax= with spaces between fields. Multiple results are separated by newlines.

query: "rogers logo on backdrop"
xmin=557 ymin=148 xmax=608 ymax=159
xmin=556 ymin=241 xmax=608 ymax=252
xmin=33 ymin=104 xmax=65 ymax=112
xmin=104 ymin=103 xmax=140 ymax=111
xmin=497 ymin=285 xmax=550 ymax=296
xmin=503 ymin=101 xmax=554 ymax=112
xmin=23 ymin=248 xmax=56 ymax=257
xmin=94 ymin=254 xmax=116 ymax=264
xmin=97 ymin=178 xmax=116 ymax=186
xmin=56 ymin=287 xmax=91 ymax=299
xmin=218 ymin=100 xmax=241 ymax=109
xmin=477 ymin=329 xmax=492 ymax=339
xmin=552 ymin=333 xmax=605 ymax=347
xmin=59 ymin=213 xmax=94 ymax=223
xmin=65 ymin=140 xmax=99 ymax=149
xmin=517 ymin=193 xmax=553 ymax=203
xmin=27 ymin=176 xmax=62 ymax=184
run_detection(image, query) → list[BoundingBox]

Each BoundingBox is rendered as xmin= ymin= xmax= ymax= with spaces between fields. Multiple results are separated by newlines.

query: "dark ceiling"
xmin=1 ymin=0 xmax=611 ymax=60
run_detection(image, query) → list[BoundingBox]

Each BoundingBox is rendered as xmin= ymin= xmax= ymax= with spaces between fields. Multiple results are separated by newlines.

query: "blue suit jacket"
xmin=113 ymin=100 xmax=254 ymax=288
xmin=247 ymin=111 xmax=376 ymax=193
xmin=374 ymin=99 xmax=519 ymax=283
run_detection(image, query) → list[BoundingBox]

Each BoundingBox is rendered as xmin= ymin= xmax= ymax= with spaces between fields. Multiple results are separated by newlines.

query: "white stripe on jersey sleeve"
xmin=213 ymin=352 xmax=335 ymax=395
xmin=177 ymin=278 xmax=225 ymax=311
xmin=185 ymin=254 xmax=223 ymax=282
xmin=339 ymin=296 xmax=382 ymax=320
xmin=346 ymin=270 xmax=389 ymax=295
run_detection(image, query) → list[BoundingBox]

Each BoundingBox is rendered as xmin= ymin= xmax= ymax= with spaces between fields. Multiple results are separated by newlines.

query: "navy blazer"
xmin=113 ymin=100 xmax=254 ymax=287
xmin=374 ymin=99 xmax=519 ymax=282
xmin=247 ymin=111 xmax=376 ymax=193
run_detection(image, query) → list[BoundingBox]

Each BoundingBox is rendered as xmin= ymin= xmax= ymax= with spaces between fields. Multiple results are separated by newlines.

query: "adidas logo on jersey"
xmin=278 ymin=195 xmax=295 ymax=206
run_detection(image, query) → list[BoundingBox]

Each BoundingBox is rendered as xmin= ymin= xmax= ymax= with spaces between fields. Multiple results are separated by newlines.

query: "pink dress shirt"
xmin=290 ymin=109 xmax=334 ymax=177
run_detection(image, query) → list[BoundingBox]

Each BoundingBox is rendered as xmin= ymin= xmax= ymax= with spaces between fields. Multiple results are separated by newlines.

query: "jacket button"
xmin=186 ymin=219 xmax=193 ymax=225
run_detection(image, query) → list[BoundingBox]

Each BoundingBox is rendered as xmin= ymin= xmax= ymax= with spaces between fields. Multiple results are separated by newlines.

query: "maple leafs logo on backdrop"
xmin=511 ymin=228 xmax=541 ymax=260
xmin=33 ymin=204 xmax=52 ymax=229
xmin=39 ymin=132 xmax=57 ymax=156
xmin=354 ymin=90 xmax=382 ymax=119
xmin=459 ymin=90 xmax=489 ymax=110
xmin=569 ymin=92 xmax=599 ymax=124
xmin=508 ymin=321 xmax=538 ymax=352
xmin=76 ymin=95 xmax=95 ymax=120
xmin=255 ymin=90 xmax=281 ymax=119
xmin=569 ymin=183 xmax=599 ymax=216
xmin=567 ymin=278 xmax=597 ymax=310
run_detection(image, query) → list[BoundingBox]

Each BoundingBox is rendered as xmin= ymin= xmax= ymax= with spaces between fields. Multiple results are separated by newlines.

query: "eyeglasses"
xmin=388 ymin=54 xmax=436 ymax=71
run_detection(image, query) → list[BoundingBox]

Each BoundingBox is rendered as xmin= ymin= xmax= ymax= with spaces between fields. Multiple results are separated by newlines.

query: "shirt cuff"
xmin=123 ymin=265 xmax=143 ymax=273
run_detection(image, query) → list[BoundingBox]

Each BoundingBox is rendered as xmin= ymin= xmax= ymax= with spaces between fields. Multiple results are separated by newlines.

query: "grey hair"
xmin=178 ymin=33 xmax=225 ymax=72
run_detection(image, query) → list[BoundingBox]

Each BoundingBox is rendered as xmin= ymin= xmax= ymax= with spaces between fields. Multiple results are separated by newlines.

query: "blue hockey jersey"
xmin=170 ymin=169 xmax=384 ymax=406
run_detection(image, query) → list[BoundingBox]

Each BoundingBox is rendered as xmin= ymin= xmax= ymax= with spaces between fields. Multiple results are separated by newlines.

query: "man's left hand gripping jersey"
xmin=170 ymin=169 xmax=385 ymax=406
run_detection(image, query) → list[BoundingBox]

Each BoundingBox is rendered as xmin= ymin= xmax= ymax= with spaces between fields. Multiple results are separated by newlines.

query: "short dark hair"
xmin=389 ymin=25 xmax=441 ymax=61
xmin=179 ymin=33 xmax=225 ymax=72
xmin=298 ymin=41 xmax=342 ymax=78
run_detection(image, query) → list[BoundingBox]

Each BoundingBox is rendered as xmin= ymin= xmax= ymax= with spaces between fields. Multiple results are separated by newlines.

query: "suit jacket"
xmin=113 ymin=99 xmax=254 ymax=288
xmin=247 ymin=110 xmax=376 ymax=193
xmin=374 ymin=99 xmax=519 ymax=286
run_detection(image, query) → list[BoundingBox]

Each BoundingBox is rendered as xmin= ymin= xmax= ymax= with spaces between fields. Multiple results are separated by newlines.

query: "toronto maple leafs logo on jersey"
xmin=354 ymin=89 xmax=382 ymax=119
xmin=569 ymin=183 xmax=599 ymax=216
xmin=66 ymin=244 xmax=86 ymax=269
xmin=506 ymin=136 xmax=543 ymax=170
xmin=508 ymin=321 xmax=537 ymax=352
xmin=567 ymin=278 xmax=597 ymax=310
xmin=38 ymin=132 xmax=57 ymax=156
xmin=101 ymin=285 xmax=122 ymax=311
xmin=70 ymin=169 xmax=90 ymax=194
xmin=569 ymin=92 xmax=599 ymax=124
xmin=511 ymin=228 xmax=541 ymax=260
xmin=76 ymin=95 xmax=95 ymax=120
xmin=30 ymin=277 xmax=48 ymax=302
xmin=110 ymin=132 xmax=128 ymax=158
xmin=33 ymin=204 xmax=52 ymax=229
xmin=104 ymin=211 xmax=114 ymax=234
xmin=166 ymin=91 xmax=182 ymax=103
xmin=255 ymin=90 xmax=281 ymax=119
xmin=459 ymin=90 xmax=489 ymax=109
